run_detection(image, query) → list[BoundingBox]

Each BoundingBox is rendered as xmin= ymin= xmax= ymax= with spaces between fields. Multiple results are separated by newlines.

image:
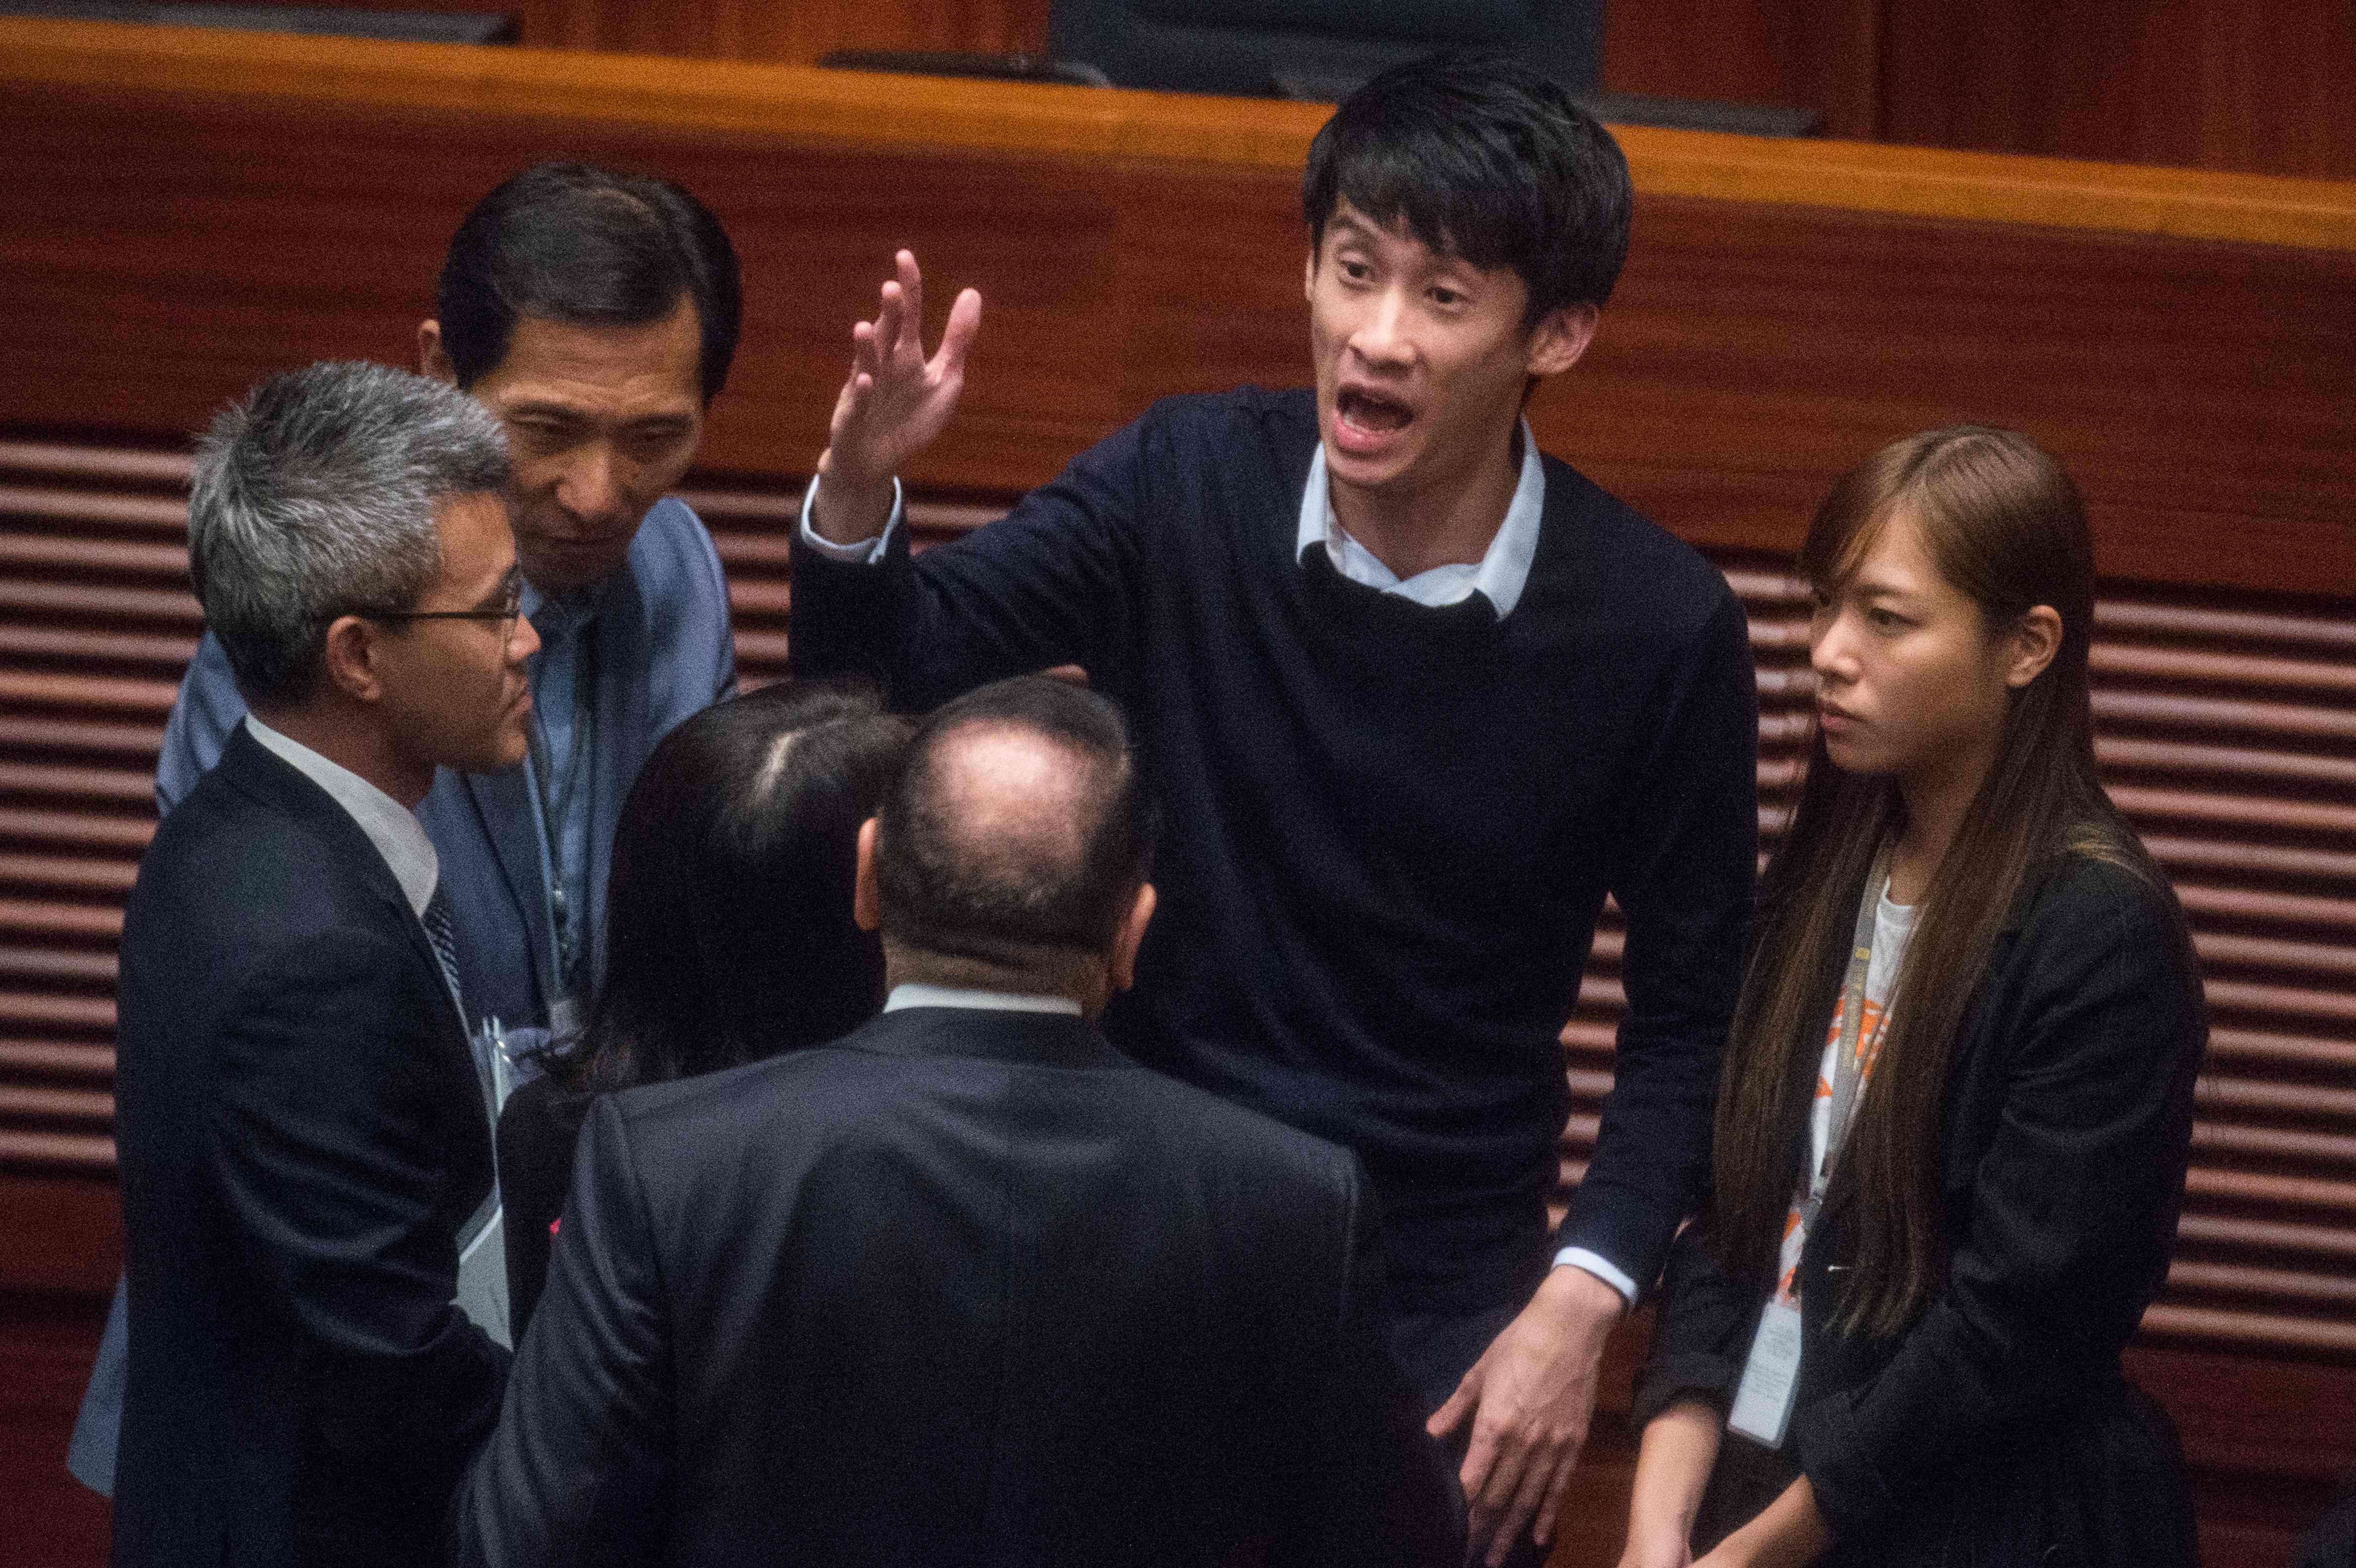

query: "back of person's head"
xmin=1301 ymin=50 xmax=1632 ymax=324
xmin=875 ymin=676 xmax=1156 ymax=994
xmin=563 ymin=679 xmax=912 ymax=1102
xmin=188 ymin=359 xmax=510 ymax=709
xmin=1715 ymin=424 xmax=2177 ymax=1338
xmin=436 ymin=160 xmax=743 ymax=403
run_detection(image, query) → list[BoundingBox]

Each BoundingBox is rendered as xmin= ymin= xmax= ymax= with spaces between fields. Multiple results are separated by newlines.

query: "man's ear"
xmin=1525 ymin=302 xmax=1599 ymax=380
xmin=2005 ymin=605 xmax=2064 ymax=689
xmin=418 ymin=320 xmax=456 ymax=384
xmin=1107 ymin=882 xmax=1157 ymax=994
xmin=319 ymin=614 xmax=387 ymax=704
xmin=853 ymin=817 xmax=883 ymax=934
xmin=1303 ymin=245 xmax=1320 ymax=305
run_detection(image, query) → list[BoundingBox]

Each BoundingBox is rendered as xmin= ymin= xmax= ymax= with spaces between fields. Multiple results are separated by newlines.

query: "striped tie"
xmin=421 ymin=882 xmax=467 ymax=1029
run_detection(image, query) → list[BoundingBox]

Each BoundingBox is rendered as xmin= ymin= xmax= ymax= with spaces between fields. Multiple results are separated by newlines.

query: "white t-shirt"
xmin=1776 ymin=885 xmax=1918 ymax=1301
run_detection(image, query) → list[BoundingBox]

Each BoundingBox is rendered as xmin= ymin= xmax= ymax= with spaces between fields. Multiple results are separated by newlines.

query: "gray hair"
xmin=188 ymin=360 xmax=511 ymax=706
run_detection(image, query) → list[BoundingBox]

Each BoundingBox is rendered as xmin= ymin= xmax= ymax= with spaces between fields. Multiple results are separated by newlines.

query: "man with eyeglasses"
xmin=156 ymin=160 xmax=741 ymax=1039
xmin=111 ymin=362 xmax=531 ymax=1568
xmin=72 ymin=159 xmax=743 ymax=1497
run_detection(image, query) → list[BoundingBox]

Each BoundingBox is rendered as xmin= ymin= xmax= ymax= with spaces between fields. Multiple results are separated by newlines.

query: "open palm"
xmin=820 ymin=249 xmax=983 ymax=494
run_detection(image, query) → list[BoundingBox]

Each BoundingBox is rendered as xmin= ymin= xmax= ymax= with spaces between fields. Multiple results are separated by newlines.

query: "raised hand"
xmin=812 ymin=250 xmax=983 ymax=543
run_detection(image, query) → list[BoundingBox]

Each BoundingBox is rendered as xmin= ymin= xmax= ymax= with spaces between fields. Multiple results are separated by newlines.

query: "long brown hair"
xmin=1709 ymin=426 xmax=2173 ymax=1337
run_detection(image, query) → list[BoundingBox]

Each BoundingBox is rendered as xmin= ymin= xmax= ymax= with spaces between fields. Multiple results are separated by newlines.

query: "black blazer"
xmin=1637 ymin=855 xmax=2207 ymax=1568
xmin=111 ymin=727 xmax=508 ymax=1568
xmin=455 ymin=1004 xmax=1462 ymax=1568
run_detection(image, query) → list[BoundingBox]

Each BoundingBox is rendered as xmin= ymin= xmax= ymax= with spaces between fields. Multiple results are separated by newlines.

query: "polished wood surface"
xmin=6 ymin=19 xmax=2354 ymax=604
xmin=7 ymin=445 xmax=2354 ymax=1568
xmin=1871 ymin=0 xmax=2356 ymax=179
xmin=12 ymin=19 xmax=2356 ymax=245
xmin=294 ymin=0 xmax=1056 ymax=60
xmin=282 ymin=0 xmax=2356 ymax=179
xmin=3 ymin=21 xmax=2352 ymax=1564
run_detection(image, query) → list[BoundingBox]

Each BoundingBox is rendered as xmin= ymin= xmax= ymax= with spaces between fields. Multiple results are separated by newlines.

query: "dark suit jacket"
xmin=71 ymin=499 xmax=733 ymax=1503
xmin=112 ymin=727 xmax=509 ymax=1568
xmin=455 ymin=1004 xmax=1461 ymax=1568
xmin=1636 ymin=855 xmax=2207 ymax=1567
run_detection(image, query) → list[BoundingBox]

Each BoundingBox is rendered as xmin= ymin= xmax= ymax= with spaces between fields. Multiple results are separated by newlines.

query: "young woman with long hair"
xmin=496 ymin=678 xmax=912 ymax=1337
xmin=1617 ymin=427 xmax=2206 ymax=1568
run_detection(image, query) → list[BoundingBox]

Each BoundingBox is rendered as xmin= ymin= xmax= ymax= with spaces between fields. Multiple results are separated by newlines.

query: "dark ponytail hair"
xmin=1708 ymin=426 xmax=2178 ymax=1337
xmin=543 ymin=678 xmax=911 ymax=1119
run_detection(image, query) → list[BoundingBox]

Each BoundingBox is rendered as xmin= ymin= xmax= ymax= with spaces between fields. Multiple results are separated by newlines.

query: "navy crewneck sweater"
xmin=792 ymin=388 xmax=1757 ymax=1310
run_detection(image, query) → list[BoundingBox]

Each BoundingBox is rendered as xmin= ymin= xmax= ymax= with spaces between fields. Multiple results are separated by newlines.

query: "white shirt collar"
xmin=883 ymin=983 xmax=1083 ymax=1017
xmin=243 ymin=715 xmax=440 ymax=919
xmin=1295 ymin=418 xmax=1546 ymax=620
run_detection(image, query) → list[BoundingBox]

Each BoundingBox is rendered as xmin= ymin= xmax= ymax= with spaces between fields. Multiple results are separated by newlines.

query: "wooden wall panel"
xmin=5 ymin=444 xmax=2351 ymax=1566
xmin=2 ymin=22 xmax=2352 ymax=600
xmin=1597 ymin=0 xmax=1883 ymax=136
xmin=0 ymin=1291 xmax=115 ymax=1568
xmin=287 ymin=0 xmax=1054 ymax=59
xmin=2 ymin=22 xmax=2352 ymax=1566
xmin=101 ymin=0 xmax=2356 ymax=176
xmin=1875 ymin=0 xmax=2356 ymax=179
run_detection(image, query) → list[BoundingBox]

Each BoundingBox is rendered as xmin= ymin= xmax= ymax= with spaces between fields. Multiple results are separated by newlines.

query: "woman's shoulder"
xmin=1995 ymin=842 xmax=2201 ymax=1018
xmin=2008 ymin=840 xmax=2183 ymax=944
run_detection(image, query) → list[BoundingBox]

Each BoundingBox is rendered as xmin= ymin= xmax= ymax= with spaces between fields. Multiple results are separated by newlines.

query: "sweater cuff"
xmin=1552 ymin=1246 xmax=1639 ymax=1307
xmin=796 ymin=477 xmax=902 ymax=563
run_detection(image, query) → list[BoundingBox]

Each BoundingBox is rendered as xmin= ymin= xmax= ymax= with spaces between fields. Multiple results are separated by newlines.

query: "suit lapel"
xmin=217 ymin=729 xmax=477 ymax=1069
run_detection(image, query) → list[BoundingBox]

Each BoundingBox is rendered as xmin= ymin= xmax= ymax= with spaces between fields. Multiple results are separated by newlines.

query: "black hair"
xmin=436 ymin=160 xmax=743 ymax=403
xmin=545 ymin=678 xmax=911 ymax=1115
xmin=877 ymin=677 xmax=1158 ymax=976
xmin=1301 ymin=51 xmax=1632 ymax=322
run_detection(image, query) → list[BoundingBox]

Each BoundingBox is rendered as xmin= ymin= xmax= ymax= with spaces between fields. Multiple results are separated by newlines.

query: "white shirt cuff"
xmin=796 ymin=476 xmax=903 ymax=564
xmin=1552 ymin=1246 xmax=1639 ymax=1307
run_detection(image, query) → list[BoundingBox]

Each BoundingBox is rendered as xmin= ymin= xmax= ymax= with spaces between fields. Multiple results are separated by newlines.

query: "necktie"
xmin=422 ymin=882 xmax=467 ymax=1029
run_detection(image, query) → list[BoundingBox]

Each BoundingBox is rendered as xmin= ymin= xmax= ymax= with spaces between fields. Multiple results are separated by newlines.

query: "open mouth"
xmin=1335 ymin=387 xmax=1415 ymax=440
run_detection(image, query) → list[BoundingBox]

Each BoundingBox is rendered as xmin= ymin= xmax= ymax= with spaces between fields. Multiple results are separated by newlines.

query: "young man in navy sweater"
xmin=790 ymin=54 xmax=1758 ymax=1565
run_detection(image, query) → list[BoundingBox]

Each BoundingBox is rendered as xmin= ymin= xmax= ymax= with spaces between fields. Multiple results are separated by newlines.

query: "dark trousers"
xmin=1390 ymin=1295 xmax=1551 ymax=1568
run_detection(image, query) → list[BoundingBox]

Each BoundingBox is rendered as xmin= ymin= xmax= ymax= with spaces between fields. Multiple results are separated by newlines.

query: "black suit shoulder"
xmin=461 ymin=1004 xmax=1455 ymax=1568
xmin=133 ymin=730 xmax=403 ymax=940
xmin=613 ymin=1007 xmax=1369 ymax=1209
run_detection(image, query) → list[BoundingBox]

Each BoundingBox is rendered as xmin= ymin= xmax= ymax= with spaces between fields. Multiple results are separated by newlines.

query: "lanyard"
xmin=1807 ymin=840 xmax=1897 ymax=1208
xmin=528 ymin=623 xmax=599 ymax=988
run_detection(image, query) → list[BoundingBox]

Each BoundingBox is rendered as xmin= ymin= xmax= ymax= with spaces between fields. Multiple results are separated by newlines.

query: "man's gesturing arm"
xmin=1435 ymin=587 xmax=1760 ymax=1567
xmin=1428 ymin=1263 xmax=1626 ymax=1566
xmin=810 ymin=249 xmax=982 ymax=545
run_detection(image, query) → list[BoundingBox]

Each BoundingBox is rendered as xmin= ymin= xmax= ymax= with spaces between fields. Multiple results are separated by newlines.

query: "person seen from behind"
xmin=496 ymin=679 xmax=911 ymax=1338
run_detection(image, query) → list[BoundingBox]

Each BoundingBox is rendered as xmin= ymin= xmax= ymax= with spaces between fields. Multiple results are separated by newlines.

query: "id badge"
xmin=1726 ymin=1297 xmax=1803 ymax=1449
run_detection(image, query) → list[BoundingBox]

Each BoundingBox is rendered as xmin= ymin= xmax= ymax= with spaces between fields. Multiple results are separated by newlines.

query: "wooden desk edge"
xmin=9 ymin=17 xmax=2356 ymax=254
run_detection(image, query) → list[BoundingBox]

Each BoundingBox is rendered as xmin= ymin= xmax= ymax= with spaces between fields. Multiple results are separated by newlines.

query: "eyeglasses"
xmin=361 ymin=569 xmax=525 ymax=633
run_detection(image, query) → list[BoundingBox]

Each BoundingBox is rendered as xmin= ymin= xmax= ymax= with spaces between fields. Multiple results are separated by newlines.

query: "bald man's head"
xmin=875 ymin=678 xmax=1154 ymax=988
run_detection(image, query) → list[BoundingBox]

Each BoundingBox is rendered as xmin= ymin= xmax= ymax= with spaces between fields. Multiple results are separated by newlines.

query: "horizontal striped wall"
xmin=3 ymin=439 xmax=2353 ymax=1371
